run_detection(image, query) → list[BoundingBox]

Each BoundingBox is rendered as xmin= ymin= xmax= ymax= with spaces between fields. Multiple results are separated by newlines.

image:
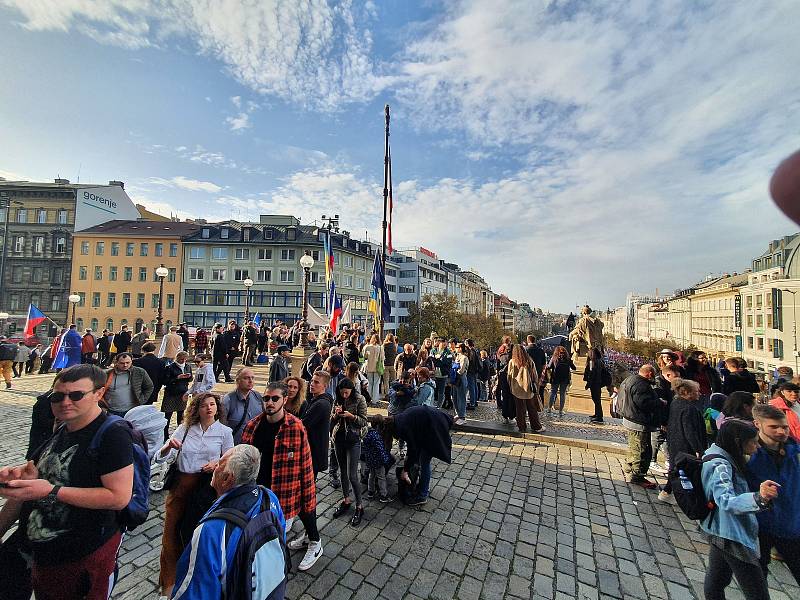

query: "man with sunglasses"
xmin=241 ymin=382 xmax=323 ymax=571
xmin=0 ymin=364 xmax=134 ymax=600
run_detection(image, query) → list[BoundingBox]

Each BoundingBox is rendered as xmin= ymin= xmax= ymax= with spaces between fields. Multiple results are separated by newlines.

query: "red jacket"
xmin=770 ymin=397 xmax=800 ymax=442
xmin=81 ymin=334 xmax=96 ymax=354
xmin=241 ymin=412 xmax=316 ymax=519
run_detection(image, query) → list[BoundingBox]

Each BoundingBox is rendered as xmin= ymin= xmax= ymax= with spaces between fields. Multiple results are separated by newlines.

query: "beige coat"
xmin=569 ymin=315 xmax=604 ymax=357
xmin=506 ymin=360 xmax=539 ymax=400
xmin=361 ymin=344 xmax=385 ymax=373
xmin=159 ymin=332 xmax=184 ymax=360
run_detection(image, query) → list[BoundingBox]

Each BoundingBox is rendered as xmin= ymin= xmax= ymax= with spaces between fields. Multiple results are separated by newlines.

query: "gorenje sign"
xmin=74 ymin=185 xmax=141 ymax=231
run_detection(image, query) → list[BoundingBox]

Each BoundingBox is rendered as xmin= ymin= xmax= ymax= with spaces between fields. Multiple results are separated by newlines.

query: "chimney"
xmin=54 ymin=178 xmax=70 ymax=184
xmin=108 ymin=180 xmax=124 ymax=188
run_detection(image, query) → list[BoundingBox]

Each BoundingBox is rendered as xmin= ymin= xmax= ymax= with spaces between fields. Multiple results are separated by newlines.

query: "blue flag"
xmin=370 ymin=250 xmax=392 ymax=321
xmin=253 ymin=313 xmax=261 ymax=326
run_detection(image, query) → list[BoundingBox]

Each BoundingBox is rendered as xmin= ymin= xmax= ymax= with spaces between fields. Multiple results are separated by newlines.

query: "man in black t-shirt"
xmin=0 ymin=364 xmax=134 ymax=600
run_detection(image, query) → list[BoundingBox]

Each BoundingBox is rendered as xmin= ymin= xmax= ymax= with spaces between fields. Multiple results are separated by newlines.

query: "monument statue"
xmin=568 ymin=305 xmax=604 ymax=359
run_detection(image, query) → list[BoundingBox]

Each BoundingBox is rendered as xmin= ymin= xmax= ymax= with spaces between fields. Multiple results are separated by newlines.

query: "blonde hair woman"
xmin=382 ymin=333 xmax=398 ymax=394
xmin=361 ymin=333 xmax=384 ymax=403
xmin=506 ymin=344 xmax=544 ymax=433
xmin=284 ymin=375 xmax=307 ymax=416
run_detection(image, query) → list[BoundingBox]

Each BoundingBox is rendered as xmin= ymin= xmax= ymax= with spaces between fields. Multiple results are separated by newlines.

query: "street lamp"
xmin=299 ymin=252 xmax=315 ymax=349
xmin=243 ymin=277 xmax=254 ymax=323
xmin=68 ymin=293 xmax=81 ymax=327
xmin=155 ymin=264 xmax=169 ymax=336
xmin=781 ymin=288 xmax=798 ymax=374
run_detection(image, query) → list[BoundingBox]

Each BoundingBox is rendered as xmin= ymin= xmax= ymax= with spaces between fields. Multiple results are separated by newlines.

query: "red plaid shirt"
xmin=241 ymin=412 xmax=316 ymax=519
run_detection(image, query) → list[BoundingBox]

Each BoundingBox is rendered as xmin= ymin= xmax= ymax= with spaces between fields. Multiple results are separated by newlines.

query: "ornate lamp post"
xmin=155 ymin=264 xmax=169 ymax=336
xmin=243 ymin=277 xmax=254 ymax=323
xmin=68 ymin=293 xmax=81 ymax=327
xmin=299 ymin=252 xmax=315 ymax=348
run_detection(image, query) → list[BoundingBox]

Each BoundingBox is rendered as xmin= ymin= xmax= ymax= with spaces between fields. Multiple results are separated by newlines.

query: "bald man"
xmin=619 ymin=364 xmax=664 ymax=489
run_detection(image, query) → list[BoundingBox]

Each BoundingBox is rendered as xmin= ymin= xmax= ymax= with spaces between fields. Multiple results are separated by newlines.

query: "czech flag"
xmin=24 ymin=304 xmax=48 ymax=337
xmin=328 ymin=280 xmax=342 ymax=335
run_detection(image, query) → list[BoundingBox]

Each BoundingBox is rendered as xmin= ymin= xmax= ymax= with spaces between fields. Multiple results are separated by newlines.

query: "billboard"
xmin=74 ymin=185 xmax=141 ymax=231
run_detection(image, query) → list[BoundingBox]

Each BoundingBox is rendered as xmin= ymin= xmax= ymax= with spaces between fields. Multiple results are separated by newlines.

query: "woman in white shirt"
xmin=156 ymin=392 xmax=233 ymax=597
xmin=188 ymin=353 xmax=215 ymax=395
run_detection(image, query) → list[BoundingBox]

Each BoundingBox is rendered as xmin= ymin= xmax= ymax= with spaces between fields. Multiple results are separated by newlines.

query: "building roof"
xmin=693 ymin=272 xmax=750 ymax=292
xmin=0 ymin=178 xmax=125 ymax=191
xmin=76 ymin=219 xmax=202 ymax=238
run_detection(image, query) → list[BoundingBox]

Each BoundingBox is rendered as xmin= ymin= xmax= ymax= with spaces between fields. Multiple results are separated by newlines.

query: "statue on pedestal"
xmin=568 ymin=305 xmax=604 ymax=359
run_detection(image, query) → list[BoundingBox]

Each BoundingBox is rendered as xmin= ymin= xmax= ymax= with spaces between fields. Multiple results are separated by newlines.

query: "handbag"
xmin=162 ymin=427 xmax=190 ymax=491
xmin=376 ymin=355 xmax=385 ymax=376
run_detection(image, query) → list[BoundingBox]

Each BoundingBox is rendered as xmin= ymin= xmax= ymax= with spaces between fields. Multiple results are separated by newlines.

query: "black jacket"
xmin=666 ymin=398 xmax=707 ymax=458
xmin=133 ymin=353 xmax=166 ymax=403
xmin=212 ymin=333 xmax=231 ymax=359
xmin=27 ymin=391 xmax=56 ymax=459
xmin=163 ymin=361 xmax=193 ymax=396
xmin=723 ymin=370 xmax=760 ymax=395
xmin=549 ymin=357 xmax=576 ymax=385
xmin=525 ymin=344 xmax=546 ymax=376
xmin=177 ymin=328 xmax=190 ymax=351
xmin=302 ymin=393 xmax=333 ymax=474
xmin=113 ymin=330 xmax=131 ymax=352
xmin=620 ymin=374 xmax=663 ymax=428
xmin=395 ymin=405 xmax=453 ymax=465
xmin=269 ymin=356 xmax=289 ymax=383
xmin=584 ymin=359 xmax=611 ymax=390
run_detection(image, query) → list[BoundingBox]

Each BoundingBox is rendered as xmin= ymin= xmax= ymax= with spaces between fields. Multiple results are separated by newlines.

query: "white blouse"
xmin=158 ymin=420 xmax=234 ymax=474
xmin=189 ymin=363 xmax=216 ymax=395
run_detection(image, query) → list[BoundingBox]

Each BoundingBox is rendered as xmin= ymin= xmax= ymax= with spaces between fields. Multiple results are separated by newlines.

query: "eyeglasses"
xmin=264 ymin=394 xmax=285 ymax=403
xmin=50 ymin=389 xmax=95 ymax=403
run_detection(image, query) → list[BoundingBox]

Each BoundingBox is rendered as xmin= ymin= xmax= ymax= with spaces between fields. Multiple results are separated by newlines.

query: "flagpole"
xmin=381 ymin=104 xmax=390 ymax=340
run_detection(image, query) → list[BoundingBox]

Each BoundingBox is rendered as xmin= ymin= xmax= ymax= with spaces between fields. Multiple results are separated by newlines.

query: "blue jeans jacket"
xmin=700 ymin=444 xmax=761 ymax=551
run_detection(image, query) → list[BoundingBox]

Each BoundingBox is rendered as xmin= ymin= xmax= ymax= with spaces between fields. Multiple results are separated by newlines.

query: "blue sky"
xmin=2 ymin=0 xmax=799 ymax=313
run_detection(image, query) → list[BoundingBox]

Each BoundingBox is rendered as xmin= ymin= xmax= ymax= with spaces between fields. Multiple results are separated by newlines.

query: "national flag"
xmin=24 ymin=303 xmax=48 ymax=337
xmin=52 ymin=332 xmax=68 ymax=370
xmin=253 ymin=313 xmax=261 ymax=326
xmin=388 ymin=147 xmax=394 ymax=254
xmin=370 ymin=250 xmax=392 ymax=321
xmin=328 ymin=280 xmax=342 ymax=335
xmin=323 ymin=230 xmax=335 ymax=284
xmin=341 ymin=300 xmax=352 ymax=326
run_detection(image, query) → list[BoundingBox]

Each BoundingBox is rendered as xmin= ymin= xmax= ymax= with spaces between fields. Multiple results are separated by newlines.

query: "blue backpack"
xmin=202 ymin=487 xmax=289 ymax=600
xmin=87 ymin=414 xmax=151 ymax=531
xmin=449 ymin=361 xmax=460 ymax=384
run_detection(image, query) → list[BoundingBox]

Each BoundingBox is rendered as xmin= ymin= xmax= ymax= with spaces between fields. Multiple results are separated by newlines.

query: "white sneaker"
xmin=298 ymin=540 xmax=323 ymax=571
xmin=657 ymin=490 xmax=673 ymax=503
xmin=287 ymin=534 xmax=308 ymax=550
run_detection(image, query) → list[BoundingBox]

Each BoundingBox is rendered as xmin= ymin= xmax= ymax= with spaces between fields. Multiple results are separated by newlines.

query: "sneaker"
xmin=649 ymin=463 xmax=668 ymax=475
xmin=350 ymin=506 xmax=364 ymax=527
xmin=287 ymin=534 xmax=309 ymax=550
xmin=406 ymin=495 xmax=428 ymax=506
xmin=378 ymin=495 xmax=394 ymax=503
xmin=332 ymin=501 xmax=352 ymax=518
xmin=533 ymin=426 xmax=546 ymax=433
xmin=365 ymin=490 xmax=376 ymax=499
xmin=657 ymin=490 xmax=673 ymax=503
xmin=330 ymin=477 xmax=341 ymax=489
xmin=454 ymin=418 xmax=467 ymax=426
xmin=631 ymin=479 xmax=658 ymax=489
xmin=298 ymin=540 xmax=323 ymax=571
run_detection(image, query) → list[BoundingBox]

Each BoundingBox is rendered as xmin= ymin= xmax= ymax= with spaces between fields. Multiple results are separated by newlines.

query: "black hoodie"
xmin=302 ymin=393 xmax=333 ymax=474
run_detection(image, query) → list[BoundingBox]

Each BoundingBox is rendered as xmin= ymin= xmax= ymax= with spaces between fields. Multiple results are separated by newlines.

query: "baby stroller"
xmin=123 ymin=405 xmax=169 ymax=491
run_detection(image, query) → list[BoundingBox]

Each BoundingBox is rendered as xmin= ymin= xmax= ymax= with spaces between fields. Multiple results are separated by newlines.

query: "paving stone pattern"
xmin=1 ymin=376 xmax=798 ymax=599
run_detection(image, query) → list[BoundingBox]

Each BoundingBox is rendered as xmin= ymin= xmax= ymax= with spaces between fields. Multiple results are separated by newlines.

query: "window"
xmin=757 ymin=337 xmax=764 ymax=351
xmin=33 ymin=236 xmax=44 ymax=254
xmin=286 ymin=228 xmax=297 ymax=241
xmin=220 ymin=228 xmax=229 ymax=239
xmin=235 ymin=248 xmax=250 ymax=260
xmin=400 ymin=270 xmax=416 ymax=278
xmin=311 ymin=250 xmax=321 ymax=261
xmin=258 ymin=249 xmax=272 ymax=260
xmin=122 ymin=293 xmax=130 ymax=308
xmin=155 ymin=243 xmax=163 ymax=257
xmin=31 ymin=267 xmax=42 ymax=283
xmin=76 ymin=318 xmax=84 ymax=331
xmin=152 ymin=294 xmax=159 ymax=309
xmin=166 ymin=294 xmax=174 ymax=309
xmin=140 ymin=243 xmax=149 ymax=256
xmin=357 ymin=259 xmax=366 ymax=271
xmin=170 ymin=243 xmax=178 ymax=257
xmin=256 ymin=269 xmax=272 ymax=282
xmin=343 ymin=255 xmax=353 ymax=268
xmin=136 ymin=294 xmax=145 ymax=309
xmin=126 ymin=243 xmax=134 ymax=256
xmin=111 ymin=242 xmax=119 ymax=256
xmin=9 ymin=295 xmax=19 ymax=310
xmin=80 ymin=241 xmax=89 ymax=255
xmin=16 ymin=208 xmax=27 ymax=223
xmin=234 ymin=269 xmax=250 ymax=281
xmin=189 ymin=247 xmax=206 ymax=259
xmin=106 ymin=319 xmax=114 ymax=331
xmin=243 ymin=228 xmax=251 ymax=242
xmin=309 ymin=271 xmax=322 ymax=283
xmin=52 ymin=268 xmax=63 ymax=284
xmin=94 ymin=266 xmax=102 ymax=280
xmin=51 ymin=295 xmax=60 ymax=311
xmin=109 ymin=266 xmax=117 ymax=281
xmin=77 ymin=292 xmax=86 ymax=307
xmin=139 ymin=267 xmax=147 ymax=282
xmin=746 ymin=314 xmax=753 ymax=327
xmin=189 ymin=268 xmax=205 ymax=281
xmin=57 ymin=209 xmax=67 ymax=224
xmin=92 ymin=292 xmax=101 ymax=307
xmin=108 ymin=293 xmax=116 ymax=307
xmin=756 ymin=314 xmax=763 ymax=327
xmin=280 ymin=270 xmax=295 ymax=283
xmin=399 ymin=285 xmax=415 ymax=294
xmin=124 ymin=267 xmax=133 ymax=281
xmin=90 ymin=318 xmax=98 ymax=331
xmin=201 ymin=228 xmax=210 ymax=239
xmin=756 ymin=295 xmax=763 ymax=308
xmin=747 ymin=336 xmax=754 ymax=349
xmin=211 ymin=268 xmax=227 ymax=281
xmin=212 ymin=247 xmax=228 ymax=260
xmin=34 ymin=209 xmax=46 ymax=224
xmin=264 ymin=228 xmax=274 ymax=240
xmin=55 ymin=237 xmax=66 ymax=254
xmin=746 ymin=295 xmax=753 ymax=308
xmin=343 ymin=275 xmax=353 ymax=287
xmin=168 ymin=268 xmax=176 ymax=282
xmin=13 ymin=236 xmax=24 ymax=253
xmin=767 ymin=313 xmax=773 ymax=328
xmin=280 ymin=249 xmax=296 ymax=261
xmin=356 ymin=277 xmax=365 ymax=290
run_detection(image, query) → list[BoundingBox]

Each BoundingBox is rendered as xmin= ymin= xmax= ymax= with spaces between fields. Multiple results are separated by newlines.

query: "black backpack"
xmin=669 ymin=452 xmax=726 ymax=521
xmin=0 ymin=343 xmax=17 ymax=361
xmin=201 ymin=486 xmax=289 ymax=600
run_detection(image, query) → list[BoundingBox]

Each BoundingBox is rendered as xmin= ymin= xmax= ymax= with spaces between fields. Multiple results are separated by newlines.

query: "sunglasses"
xmin=50 ymin=389 xmax=95 ymax=403
xmin=264 ymin=394 xmax=285 ymax=403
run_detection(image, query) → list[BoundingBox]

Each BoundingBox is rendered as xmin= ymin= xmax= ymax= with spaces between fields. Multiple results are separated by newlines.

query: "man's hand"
xmin=0 ymin=478 xmax=54 ymax=501
xmin=759 ymin=480 xmax=780 ymax=501
xmin=0 ymin=460 xmax=38 ymax=483
xmin=400 ymin=470 xmax=412 ymax=485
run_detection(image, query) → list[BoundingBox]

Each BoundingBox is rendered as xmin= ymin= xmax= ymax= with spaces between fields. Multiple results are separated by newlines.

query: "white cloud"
xmin=148 ymin=175 xmax=222 ymax=193
xmin=225 ymin=112 xmax=250 ymax=131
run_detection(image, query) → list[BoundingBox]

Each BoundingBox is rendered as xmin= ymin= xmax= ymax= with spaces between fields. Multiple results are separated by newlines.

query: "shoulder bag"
xmin=161 ymin=427 xmax=190 ymax=491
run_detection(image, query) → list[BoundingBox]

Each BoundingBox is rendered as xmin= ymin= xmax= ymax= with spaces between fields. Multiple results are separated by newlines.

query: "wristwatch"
xmin=754 ymin=494 xmax=770 ymax=510
xmin=40 ymin=485 xmax=62 ymax=507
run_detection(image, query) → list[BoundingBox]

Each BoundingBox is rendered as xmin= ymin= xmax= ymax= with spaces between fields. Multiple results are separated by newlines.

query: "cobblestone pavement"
xmin=2 ymin=375 xmax=798 ymax=600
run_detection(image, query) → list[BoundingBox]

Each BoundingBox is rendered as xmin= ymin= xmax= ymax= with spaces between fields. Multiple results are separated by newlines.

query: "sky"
xmin=1 ymin=0 xmax=799 ymax=313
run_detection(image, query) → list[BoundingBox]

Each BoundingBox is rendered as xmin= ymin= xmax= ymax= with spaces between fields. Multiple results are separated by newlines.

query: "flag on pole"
xmin=24 ymin=303 xmax=48 ymax=337
xmin=328 ymin=279 xmax=342 ymax=334
xmin=253 ymin=313 xmax=261 ymax=326
xmin=370 ymin=250 xmax=392 ymax=321
xmin=323 ymin=230 xmax=335 ymax=284
xmin=52 ymin=332 xmax=68 ymax=370
xmin=388 ymin=146 xmax=394 ymax=254
xmin=341 ymin=300 xmax=352 ymax=326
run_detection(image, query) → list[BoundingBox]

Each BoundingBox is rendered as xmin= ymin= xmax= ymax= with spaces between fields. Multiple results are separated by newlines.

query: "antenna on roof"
xmin=76 ymin=162 xmax=82 ymax=183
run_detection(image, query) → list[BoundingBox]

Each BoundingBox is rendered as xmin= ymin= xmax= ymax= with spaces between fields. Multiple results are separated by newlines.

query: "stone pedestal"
xmin=290 ymin=345 xmax=313 ymax=379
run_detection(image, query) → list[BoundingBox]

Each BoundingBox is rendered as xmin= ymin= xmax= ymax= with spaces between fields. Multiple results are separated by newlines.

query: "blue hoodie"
xmin=747 ymin=438 xmax=800 ymax=539
xmin=700 ymin=444 xmax=762 ymax=552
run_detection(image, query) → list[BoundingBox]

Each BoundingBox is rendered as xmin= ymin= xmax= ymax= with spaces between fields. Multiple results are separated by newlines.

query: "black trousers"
xmin=213 ymin=356 xmax=230 ymax=381
xmin=705 ymin=543 xmax=770 ymax=600
xmin=589 ymin=384 xmax=603 ymax=420
xmin=760 ymin=532 xmax=800 ymax=585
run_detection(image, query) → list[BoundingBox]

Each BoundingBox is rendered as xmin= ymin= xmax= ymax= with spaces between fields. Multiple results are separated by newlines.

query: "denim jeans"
xmin=478 ymin=380 xmax=488 ymax=402
xmin=548 ymin=381 xmax=569 ymax=411
xmin=434 ymin=377 xmax=447 ymax=408
xmin=417 ymin=448 xmax=432 ymax=498
xmin=335 ymin=440 xmax=362 ymax=506
xmin=366 ymin=371 xmax=381 ymax=403
xmin=466 ymin=374 xmax=478 ymax=407
xmin=705 ymin=543 xmax=769 ymax=600
xmin=454 ymin=375 xmax=467 ymax=418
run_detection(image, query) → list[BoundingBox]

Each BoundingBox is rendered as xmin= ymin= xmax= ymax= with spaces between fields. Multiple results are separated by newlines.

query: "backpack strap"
xmin=702 ymin=453 xmax=727 ymax=463
xmin=88 ymin=414 xmax=123 ymax=456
